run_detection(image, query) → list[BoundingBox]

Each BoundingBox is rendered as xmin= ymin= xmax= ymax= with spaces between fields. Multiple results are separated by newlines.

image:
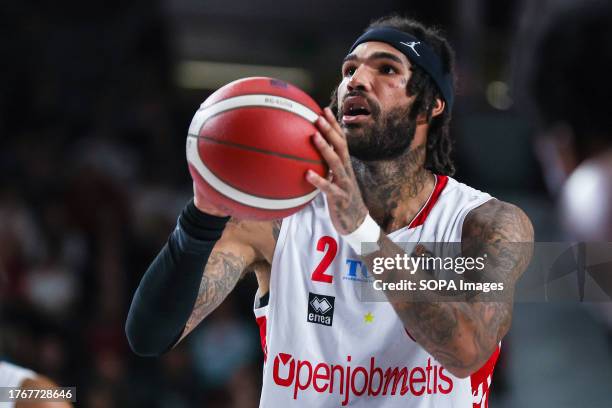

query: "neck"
xmin=351 ymin=144 xmax=435 ymax=233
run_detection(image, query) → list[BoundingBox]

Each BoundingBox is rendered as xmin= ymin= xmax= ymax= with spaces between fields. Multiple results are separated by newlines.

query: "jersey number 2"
xmin=311 ymin=236 xmax=338 ymax=284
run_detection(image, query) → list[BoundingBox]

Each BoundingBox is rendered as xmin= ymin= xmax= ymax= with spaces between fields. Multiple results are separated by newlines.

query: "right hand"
xmin=193 ymin=182 xmax=231 ymax=217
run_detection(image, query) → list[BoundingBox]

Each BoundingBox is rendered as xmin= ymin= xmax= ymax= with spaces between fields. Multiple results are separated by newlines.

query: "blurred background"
xmin=1 ymin=0 xmax=611 ymax=406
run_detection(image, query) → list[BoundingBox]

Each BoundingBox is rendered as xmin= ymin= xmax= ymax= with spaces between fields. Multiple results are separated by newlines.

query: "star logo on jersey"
xmin=307 ymin=292 xmax=335 ymax=327
xmin=364 ymin=312 xmax=374 ymax=323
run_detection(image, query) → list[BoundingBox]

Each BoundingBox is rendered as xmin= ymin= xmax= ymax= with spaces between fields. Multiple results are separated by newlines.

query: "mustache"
xmin=341 ymin=90 xmax=381 ymax=118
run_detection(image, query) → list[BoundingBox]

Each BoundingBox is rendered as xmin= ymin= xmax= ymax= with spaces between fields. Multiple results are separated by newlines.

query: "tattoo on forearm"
xmin=181 ymin=217 xmax=278 ymax=338
xmin=395 ymin=300 xmax=512 ymax=371
xmin=183 ymin=251 xmax=246 ymax=334
xmin=364 ymin=200 xmax=533 ymax=374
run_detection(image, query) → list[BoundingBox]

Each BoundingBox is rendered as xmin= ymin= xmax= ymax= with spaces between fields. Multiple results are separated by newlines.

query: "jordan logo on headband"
xmin=349 ymin=28 xmax=454 ymax=109
xmin=400 ymin=41 xmax=421 ymax=56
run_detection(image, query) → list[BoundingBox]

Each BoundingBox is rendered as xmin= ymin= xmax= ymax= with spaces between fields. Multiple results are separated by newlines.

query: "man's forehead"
xmin=344 ymin=41 xmax=411 ymax=66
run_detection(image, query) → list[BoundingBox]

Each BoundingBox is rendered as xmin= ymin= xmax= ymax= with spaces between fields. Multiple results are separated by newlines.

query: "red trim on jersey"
xmin=408 ymin=175 xmax=449 ymax=229
xmin=403 ymin=175 xmax=449 ymax=341
xmin=255 ymin=316 xmax=268 ymax=362
xmin=470 ymin=345 xmax=501 ymax=408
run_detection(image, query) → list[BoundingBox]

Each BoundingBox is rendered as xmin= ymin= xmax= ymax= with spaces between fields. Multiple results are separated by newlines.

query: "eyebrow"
xmin=342 ymin=51 xmax=404 ymax=65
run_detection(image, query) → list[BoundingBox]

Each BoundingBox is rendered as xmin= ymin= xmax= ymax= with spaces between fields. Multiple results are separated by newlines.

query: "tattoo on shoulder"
xmin=462 ymin=200 xmax=534 ymax=283
xmin=381 ymin=200 xmax=534 ymax=374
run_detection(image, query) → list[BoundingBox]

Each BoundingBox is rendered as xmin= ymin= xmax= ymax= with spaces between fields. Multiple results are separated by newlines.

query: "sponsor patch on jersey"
xmin=307 ymin=292 xmax=335 ymax=327
xmin=343 ymin=258 xmax=374 ymax=283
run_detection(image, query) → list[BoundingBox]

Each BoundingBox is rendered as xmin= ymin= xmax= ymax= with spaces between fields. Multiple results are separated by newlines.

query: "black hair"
xmin=331 ymin=14 xmax=457 ymax=175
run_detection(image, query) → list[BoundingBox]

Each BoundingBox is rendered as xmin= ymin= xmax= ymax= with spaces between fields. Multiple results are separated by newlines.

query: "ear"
xmin=416 ymin=98 xmax=445 ymax=125
xmin=431 ymin=98 xmax=445 ymax=118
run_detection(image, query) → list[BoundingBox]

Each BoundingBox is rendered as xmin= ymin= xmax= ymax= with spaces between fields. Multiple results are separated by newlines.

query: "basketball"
xmin=186 ymin=77 xmax=327 ymax=220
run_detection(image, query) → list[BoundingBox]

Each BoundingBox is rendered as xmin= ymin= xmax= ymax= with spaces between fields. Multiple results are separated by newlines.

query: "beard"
xmin=341 ymin=103 xmax=416 ymax=161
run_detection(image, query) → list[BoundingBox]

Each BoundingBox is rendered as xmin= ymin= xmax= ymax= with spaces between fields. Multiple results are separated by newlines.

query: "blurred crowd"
xmin=0 ymin=2 xmax=264 ymax=407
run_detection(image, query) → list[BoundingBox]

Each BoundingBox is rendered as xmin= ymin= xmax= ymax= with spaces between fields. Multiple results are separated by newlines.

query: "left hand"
xmin=306 ymin=107 xmax=368 ymax=235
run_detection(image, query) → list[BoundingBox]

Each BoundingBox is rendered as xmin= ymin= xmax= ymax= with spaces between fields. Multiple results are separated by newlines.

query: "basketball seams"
xmin=188 ymin=134 xmax=324 ymax=165
xmin=192 ymin=105 xmax=314 ymax=125
xmin=197 ymin=93 xmax=321 ymax=117
xmin=186 ymin=80 xmax=325 ymax=217
xmin=189 ymin=94 xmax=320 ymax=136
xmin=194 ymin=138 xmax=322 ymax=200
xmin=186 ymin=136 xmax=320 ymax=209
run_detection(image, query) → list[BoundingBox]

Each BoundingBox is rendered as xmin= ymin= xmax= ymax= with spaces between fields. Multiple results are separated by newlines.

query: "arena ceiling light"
xmin=176 ymin=60 xmax=313 ymax=91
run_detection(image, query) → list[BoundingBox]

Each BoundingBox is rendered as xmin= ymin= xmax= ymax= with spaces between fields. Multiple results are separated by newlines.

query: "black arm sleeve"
xmin=125 ymin=200 xmax=229 ymax=357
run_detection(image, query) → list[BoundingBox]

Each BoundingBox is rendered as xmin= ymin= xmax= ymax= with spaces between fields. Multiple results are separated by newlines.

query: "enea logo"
xmin=343 ymin=259 xmax=374 ymax=283
xmin=307 ymin=292 xmax=335 ymax=326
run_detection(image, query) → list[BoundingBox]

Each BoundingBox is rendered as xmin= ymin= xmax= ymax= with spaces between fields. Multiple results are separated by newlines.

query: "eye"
xmin=380 ymin=65 xmax=397 ymax=75
xmin=343 ymin=65 xmax=356 ymax=77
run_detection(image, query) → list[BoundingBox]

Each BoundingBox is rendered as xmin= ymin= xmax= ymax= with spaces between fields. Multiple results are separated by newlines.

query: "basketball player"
xmin=0 ymin=360 xmax=72 ymax=407
xmin=0 ymin=264 xmax=72 ymax=407
xmin=126 ymin=15 xmax=534 ymax=407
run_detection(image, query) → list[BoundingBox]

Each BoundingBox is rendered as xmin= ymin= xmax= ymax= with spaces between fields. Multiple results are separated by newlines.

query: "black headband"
xmin=349 ymin=27 xmax=454 ymax=110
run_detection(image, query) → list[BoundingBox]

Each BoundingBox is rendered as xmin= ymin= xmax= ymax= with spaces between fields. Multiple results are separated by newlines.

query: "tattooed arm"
xmin=177 ymin=218 xmax=279 ymax=342
xmin=126 ymin=209 xmax=279 ymax=356
xmin=306 ymin=108 xmax=533 ymax=377
xmin=362 ymin=200 xmax=534 ymax=377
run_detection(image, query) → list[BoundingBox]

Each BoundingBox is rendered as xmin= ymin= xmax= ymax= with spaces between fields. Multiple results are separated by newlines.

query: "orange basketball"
xmin=186 ymin=77 xmax=327 ymax=220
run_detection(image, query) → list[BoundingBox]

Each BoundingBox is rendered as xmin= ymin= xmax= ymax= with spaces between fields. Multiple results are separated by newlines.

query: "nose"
xmin=347 ymin=65 xmax=372 ymax=93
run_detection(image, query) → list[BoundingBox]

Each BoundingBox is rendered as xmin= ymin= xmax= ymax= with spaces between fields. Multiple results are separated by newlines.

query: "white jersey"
xmin=254 ymin=175 xmax=498 ymax=407
xmin=0 ymin=361 xmax=36 ymax=408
